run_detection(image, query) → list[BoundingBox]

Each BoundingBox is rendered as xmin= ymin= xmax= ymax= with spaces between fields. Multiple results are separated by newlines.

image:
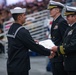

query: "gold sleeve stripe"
xmin=60 ymin=46 xmax=65 ymax=54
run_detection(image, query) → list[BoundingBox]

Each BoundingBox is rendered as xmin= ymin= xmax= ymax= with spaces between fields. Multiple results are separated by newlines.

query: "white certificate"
xmin=39 ymin=39 xmax=55 ymax=49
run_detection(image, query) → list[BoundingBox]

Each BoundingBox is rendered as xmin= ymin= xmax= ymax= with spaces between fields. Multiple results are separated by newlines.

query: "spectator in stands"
xmin=1 ymin=8 xmax=12 ymax=22
xmin=53 ymin=0 xmax=62 ymax=2
xmin=0 ymin=12 xmax=4 ymax=53
xmin=26 ymin=3 xmax=34 ymax=14
xmin=66 ymin=0 xmax=72 ymax=6
xmin=66 ymin=0 xmax=72 ymax=3
xmin=61 ymin=0 xmax=66 ymax=4
xmin=72 ymin=0 xmax=76 ymax=6
xmin=53 ymin=0 xmax=66 ymax=4
xmin=31 ymin=4 xmax=39 ymax=13
xmin=37 ymin=0 xmax=46 ymax=11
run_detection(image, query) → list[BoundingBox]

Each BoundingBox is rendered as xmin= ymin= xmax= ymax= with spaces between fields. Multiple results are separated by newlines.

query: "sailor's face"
xmin=20 ymin=13 xmax=26 ymax=24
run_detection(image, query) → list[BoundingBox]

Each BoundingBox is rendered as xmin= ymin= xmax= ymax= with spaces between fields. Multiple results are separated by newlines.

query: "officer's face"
xmin=50 ymin=8 xmax=59 ymax=18
xmin=66 ymin=15 xmax=76 ymax=24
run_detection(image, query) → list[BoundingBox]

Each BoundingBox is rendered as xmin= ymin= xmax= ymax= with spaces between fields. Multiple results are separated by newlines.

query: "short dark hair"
xmin=12 ymin=13 xmax=22 ymax=21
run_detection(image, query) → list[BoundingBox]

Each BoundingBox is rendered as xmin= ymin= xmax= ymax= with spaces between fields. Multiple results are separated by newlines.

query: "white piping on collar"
xmin=7 ymin=26 xmax=25 ymax=38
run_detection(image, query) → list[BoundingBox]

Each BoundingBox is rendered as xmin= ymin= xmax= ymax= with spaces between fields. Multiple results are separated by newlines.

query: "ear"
xmin=56 ymin=8 xmax=60 ymax=12
xmin=18 ymin=15 xmax=21 ymax=20
xmin=74 ymin=15 xmax=76 ymax=19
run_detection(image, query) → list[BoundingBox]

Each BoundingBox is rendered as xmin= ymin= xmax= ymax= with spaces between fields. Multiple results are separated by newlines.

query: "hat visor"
xmin=48 ymin=6 xmax=57 ymax=10
xmin=64 ymin=12 xmax=76 ymax=16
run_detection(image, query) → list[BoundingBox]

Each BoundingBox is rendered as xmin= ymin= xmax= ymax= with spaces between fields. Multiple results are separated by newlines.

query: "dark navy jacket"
xmin=51 ymin=15 xmax=69 ymax=62
xmin=63 ymin=23 xmax=76 ymax=71
xmin=7 ymin=23 xmax=50 ymax=72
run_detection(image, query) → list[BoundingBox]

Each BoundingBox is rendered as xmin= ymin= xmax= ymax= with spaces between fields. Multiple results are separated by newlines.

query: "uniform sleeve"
xmin=57 ymin=28 xmax=76 ymax=55
xmin=16 ymin=28 xmax=51 ymax=56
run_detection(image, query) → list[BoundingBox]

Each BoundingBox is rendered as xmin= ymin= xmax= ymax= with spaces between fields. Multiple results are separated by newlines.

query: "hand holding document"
xmin=39 ymin=39 xmax=55 ymax=49
xmin=39 ymin=39 xmax=56 ymax=58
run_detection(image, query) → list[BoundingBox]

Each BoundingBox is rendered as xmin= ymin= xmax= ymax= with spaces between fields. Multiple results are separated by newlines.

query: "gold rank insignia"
xmin=60 ymin=46 xmax=65 ymax=54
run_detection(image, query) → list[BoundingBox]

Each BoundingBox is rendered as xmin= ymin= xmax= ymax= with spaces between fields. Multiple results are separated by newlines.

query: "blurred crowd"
xmin=0 ymin=0 xmax=50 ymax=24
xmin=0 ymin=0 xmax=76 ymax=39
xmin=0 ymin=0 xmax=76 ymax=24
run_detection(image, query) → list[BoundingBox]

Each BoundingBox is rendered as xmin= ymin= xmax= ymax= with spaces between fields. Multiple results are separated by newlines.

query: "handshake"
xmin=35 ymin=39 xmax=59 ymax=58
xmin=49 ymin=46 xmax=58 ymax=59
